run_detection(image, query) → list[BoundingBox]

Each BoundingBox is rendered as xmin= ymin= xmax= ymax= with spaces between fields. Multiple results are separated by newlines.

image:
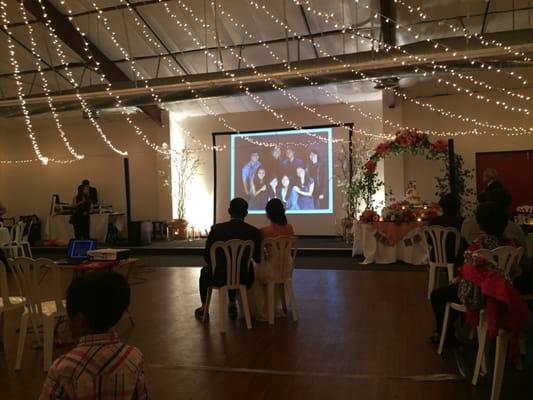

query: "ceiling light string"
xmin=17 ymin=2 xmax=84 ymax=161
xmin=77 ymin=2 xmax=224 ymax=153
xmin=251 ymin=2 xmax=531 ymax=136
xmin=35 ymin=0 xmax=128 ymax=156
xmin=0 ymin=1 xmax=49 ymax=165
xmin=289 ymin=0 xmax=530 ymax=115
xmin=394 ymin=0 xmax=532 ymax=67
xmin=298 ymin=0 xmax=530 ymax=89
xmin=158 ymin=0 xmax=350 ymax=144
xmin=164 ymin=0 xmax=390 ymax=142
xmin=216 ymin=2 xmax=485 ymax=138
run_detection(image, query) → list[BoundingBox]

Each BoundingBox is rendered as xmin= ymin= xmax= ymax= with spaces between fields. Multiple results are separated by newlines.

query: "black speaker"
xmin=128 ymin=220 xmax=152 ymax=246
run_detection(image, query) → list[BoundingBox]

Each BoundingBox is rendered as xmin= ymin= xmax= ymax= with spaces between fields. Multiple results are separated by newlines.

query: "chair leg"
xmin=42 ymin=317 xmax=55 ymax=371
xmin=218 ymin=288 xmax=227 ymax=333
xmin=438 ymin=303 xmax=451 ymax=355
xmin=25 ymin=243 xmax=33 ymax=259
xmin=446 ymin=264 xmax=454 ymax=284
xmin=286 ymin=280 xmax=298 ymax=322
xmin=267 ymin=283 xmax=275 ymax=325
xmin=472 ymin=312 xmax=488 ymax=385
xmin=203 ymin=288 xmax=212 ymax=323
xmin=490 ymin=331 xmax=510 ymax=400
xmin=280 ymin=284 xmax=288 ymax=314
xmin=238 ymin=287 xmax=252 ymax=330
xmin=427 ymin=264 xmax=436 ymax=300
xmin=15 ymin=312 xmax=28 ymax=370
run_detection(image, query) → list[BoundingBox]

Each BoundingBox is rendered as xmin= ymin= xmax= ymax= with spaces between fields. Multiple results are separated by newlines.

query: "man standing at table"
xmin=194 ymin=198 xmax=261 ymax=319
xmin=82 ymin=179 xmax=98 ymax=205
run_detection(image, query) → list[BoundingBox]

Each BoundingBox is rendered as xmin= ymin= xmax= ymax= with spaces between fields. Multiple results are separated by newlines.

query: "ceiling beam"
xmin=0 ymin=25 xmax=376 ymax=80
xmin=298 ymin=5 xmax=319 ymax=59
xmin=379 ymin=0 xmax=396 ymax=46
xmin=481 ymin=0 xmax=491 ymax=34
xmin=1 ymin=31 xmax=531 ymax=116
xmin=19 ymin=0 xmax=163 ymax=125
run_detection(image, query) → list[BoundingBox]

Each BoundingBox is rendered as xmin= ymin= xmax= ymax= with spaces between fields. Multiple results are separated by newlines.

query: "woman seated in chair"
xmin=250 ymin=199 xmax=295 ymax=321
xmin=429 ymin=201 xmax=516 ymax=345
xmin=260 ymin=198 xmax=295 ymax=238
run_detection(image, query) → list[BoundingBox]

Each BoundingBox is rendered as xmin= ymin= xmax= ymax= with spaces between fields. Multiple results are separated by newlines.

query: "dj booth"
xmin=45 ymin=213 xmax=126 ymax=243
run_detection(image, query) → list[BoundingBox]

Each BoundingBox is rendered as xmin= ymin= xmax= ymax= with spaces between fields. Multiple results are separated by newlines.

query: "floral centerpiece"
xmin=359 ymin=209 xmax=380 ymax=223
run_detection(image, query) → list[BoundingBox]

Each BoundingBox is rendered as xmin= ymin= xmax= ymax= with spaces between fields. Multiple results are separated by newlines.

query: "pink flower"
xmin=432 ymin=139 xmax=448 ymax=153
xmin=375 ymin=142 xmax=390 ymax=156
xmin=364 ymin=160 xmax=377 ymax=172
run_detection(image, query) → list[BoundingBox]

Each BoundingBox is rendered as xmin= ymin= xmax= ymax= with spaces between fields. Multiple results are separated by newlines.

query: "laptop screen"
xmin=67 ymin=239 xmax=97 ymax=260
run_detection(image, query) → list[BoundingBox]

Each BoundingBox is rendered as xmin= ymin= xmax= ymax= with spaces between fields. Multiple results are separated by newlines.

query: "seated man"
xmin=195 ymin=198 xmax=261 ymax=318
xmin=39 ymin=271 xmax=147 ymax=400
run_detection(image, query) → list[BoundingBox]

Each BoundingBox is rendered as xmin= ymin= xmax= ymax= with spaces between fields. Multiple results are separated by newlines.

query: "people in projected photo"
xmin=272 ymin=175 xmax=293 ymax=210
xmin=266 ymin=146 xmax=284 ymax=188
xmin=307 ymin=149 xmax=325 ymax=209
xmin=282 ymin=147 xmax=304 ymax=180
xmin=241 ymin=151 xmax=261 ymax=195
xmin=250 ymin=168 xmax=271 ymax=210
xmin=291 ymin=166 xmax=315 ymax=210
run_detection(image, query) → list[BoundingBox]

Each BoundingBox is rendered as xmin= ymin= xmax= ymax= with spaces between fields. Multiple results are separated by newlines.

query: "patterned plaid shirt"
xmin=39 ymin=332 xmax=148 ymax=400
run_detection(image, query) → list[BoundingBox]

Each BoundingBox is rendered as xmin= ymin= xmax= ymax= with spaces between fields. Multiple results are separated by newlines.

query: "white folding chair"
xmin=203 ymin=240 xmax=254 ymax=333
xmin=0 ymin=260 xmax=26 ymax=348
xmin=423 ymin=226 xmax=461 ymax=299
xmin=5 ymin=221 xmax=26 ymax=258
xmin=258 ymin=236 xmax=298 ymax=325
xmin=438 ymin=246 xmax=523 ymax=356
xmin=11 ymin=257 xmax=67 ymax=371
xmin=19 ymin=220 xmax=33 ymax=258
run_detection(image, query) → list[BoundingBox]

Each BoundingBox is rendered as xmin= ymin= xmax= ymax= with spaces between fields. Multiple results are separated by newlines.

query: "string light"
xmin=290 ymin=0 xmax=530 ymax=115
xmin=163 ymin=0 xmax=392 ymax=142
xmin=33 ymin=0 xmax=128 ymax=156
xmin=0 ymin=1 xmax=48 ymax=165
xmin=251 ymin=1 xmax=532 ymax=136
xmin=60 ymin=0 xmax=225 ymax=153
xmin=300 ymin=0 xmax=530 ymax=89
xmin=394 ymin=0 xmax=533 ymax=74
xmin=17 ymin=2 xmax=84 ymax=161
xmin=217 ymin=2 xmax=485 ymax=138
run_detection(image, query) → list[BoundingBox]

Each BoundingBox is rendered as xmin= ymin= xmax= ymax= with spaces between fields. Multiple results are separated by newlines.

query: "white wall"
xmin=0 ymin=111 xmax=172 ymax=229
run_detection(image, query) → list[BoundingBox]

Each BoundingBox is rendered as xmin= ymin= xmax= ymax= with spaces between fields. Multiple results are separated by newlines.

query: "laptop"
xmin=57 ymin=239 xmax=97 ymax=265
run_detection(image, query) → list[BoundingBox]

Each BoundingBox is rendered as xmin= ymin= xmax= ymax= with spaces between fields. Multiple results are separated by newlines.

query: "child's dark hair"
xmin=66 ymin=271 xmax=130 ymax=332
xmin=266 ymin=198 xmax=288 ymax=225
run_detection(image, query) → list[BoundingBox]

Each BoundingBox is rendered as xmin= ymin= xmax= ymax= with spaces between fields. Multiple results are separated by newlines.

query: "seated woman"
xmin=429 ymin=201 xmax=515 ymax=344
xmin=260 ymin=198 xmax=295 ymax=238
xmin=250 ymin=199 xmax=295 ymax=321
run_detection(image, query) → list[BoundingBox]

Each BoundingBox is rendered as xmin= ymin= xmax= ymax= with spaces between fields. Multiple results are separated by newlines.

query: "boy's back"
xmin=40 ymin=332 xmax=147 ymax=400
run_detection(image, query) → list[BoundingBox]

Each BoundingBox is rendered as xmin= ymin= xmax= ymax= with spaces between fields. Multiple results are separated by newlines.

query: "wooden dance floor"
xmin=1 ymin=266 xmax=531 ymax=399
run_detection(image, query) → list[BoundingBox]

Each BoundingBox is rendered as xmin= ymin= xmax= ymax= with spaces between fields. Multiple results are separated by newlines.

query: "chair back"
xmin=0 ymin=227 xmax=10 ymax=246
xmin=21 ymin=219 xmax=33 ymax=242
xmin=10 ymin=257 xmax=65 ymax=318
xmin=210 ymin=240 xmax=254 ymax=287
xmin=0 ymin=259 xmax=14 ymax=308
xmin=423 ymin=226 xmax=460 ymax=265
xmin=261 ymin=236 xmax=297 ymax=281
xmin=11 ymin=221 xmax=26 ymax=243
xmin=475 ymin=246 xmax=524 ymax=276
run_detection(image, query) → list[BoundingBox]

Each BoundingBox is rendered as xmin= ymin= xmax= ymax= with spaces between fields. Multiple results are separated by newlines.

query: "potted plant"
xmin=159 ymin=148 xmax=201 ymax=240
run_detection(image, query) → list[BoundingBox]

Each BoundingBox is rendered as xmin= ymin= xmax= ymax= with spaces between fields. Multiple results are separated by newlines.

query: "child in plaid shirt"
xmin=39 ymin=271 xmax=148 ymax=400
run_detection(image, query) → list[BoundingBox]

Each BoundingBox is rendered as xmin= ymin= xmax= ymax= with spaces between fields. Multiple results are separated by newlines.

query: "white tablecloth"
xmin=45 ymin=214 xmax=126 ymax=243
xmin=352 ymin=222 xmax=428 ymax=265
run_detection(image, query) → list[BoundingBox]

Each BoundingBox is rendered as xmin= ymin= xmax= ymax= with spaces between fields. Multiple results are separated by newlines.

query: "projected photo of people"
xmin=231 ymin=128 xmax=333 ymax=214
